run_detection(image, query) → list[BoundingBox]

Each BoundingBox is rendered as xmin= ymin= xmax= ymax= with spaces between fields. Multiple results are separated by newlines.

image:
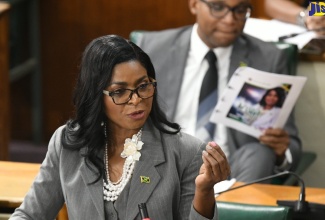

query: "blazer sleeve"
xmin=10 ymin=126 xmax=65 ymax=220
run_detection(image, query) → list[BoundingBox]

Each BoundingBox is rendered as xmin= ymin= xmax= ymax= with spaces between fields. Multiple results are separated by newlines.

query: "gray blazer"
xmin=134 ymin=26 xmax=301 ymax=171
xmin=10 ymin=120 xmax=218 ymax=220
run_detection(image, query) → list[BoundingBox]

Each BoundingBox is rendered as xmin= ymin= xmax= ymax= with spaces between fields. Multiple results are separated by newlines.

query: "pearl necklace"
xmin=103 ymin=125 xmax=142 ymax=202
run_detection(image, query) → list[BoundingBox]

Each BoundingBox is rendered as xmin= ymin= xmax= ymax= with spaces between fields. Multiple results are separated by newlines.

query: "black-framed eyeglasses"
xmin=103 ymin=81 xmax=157 ymax=105
xmin=199 ymin=0 xmax=252 ymax=21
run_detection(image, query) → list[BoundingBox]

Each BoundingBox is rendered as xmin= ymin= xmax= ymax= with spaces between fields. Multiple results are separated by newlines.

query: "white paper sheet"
xmin=210 ymin=67 xmax=307 ymax=138
xmin=244 ymin=18 xmax=317 ymax=49
xmin=214 ymin=178 xmax=237 ymax=197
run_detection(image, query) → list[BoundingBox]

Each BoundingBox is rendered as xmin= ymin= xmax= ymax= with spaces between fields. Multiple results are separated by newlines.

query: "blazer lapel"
xmin=124 ymin=122 xmax=165 ymax=220
xmin=80 ymin=155 xmax=105 ymax=220
xmin=229 ymin=35 xmax=250 ymax=80
xmin=227 ymin=34 xmax=252 ymax=154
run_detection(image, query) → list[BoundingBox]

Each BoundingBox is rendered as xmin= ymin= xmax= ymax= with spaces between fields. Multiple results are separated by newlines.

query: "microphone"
xmin=278 ymin=27 xmax=325 ymax=41
xmin=138 ymin=203 xmax=151 ymax=220
xmin=217 ymin=171 xmax=325 ymax=220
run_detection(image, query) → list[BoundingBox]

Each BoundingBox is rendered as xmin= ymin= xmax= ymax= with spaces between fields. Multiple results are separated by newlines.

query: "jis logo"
xmin=309 ymin=2 xmax=325 ymax=16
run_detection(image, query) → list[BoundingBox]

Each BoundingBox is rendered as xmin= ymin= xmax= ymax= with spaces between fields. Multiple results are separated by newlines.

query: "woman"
xmin=10 ymin=35 xmax=230 ymax=219
xmin=251 ymin=87 xmax=286 ymax=131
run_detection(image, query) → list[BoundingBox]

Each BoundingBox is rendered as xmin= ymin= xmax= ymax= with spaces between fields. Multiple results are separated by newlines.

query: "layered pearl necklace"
xmin=103 ymin=125 xmax=143 ymax=202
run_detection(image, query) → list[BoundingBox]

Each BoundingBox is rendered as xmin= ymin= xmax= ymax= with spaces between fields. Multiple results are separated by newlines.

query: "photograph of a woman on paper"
xmin=227 ymin=83 xmax=289 ymax=131
xmin=251 ymin=87 xmax=287 ymax=131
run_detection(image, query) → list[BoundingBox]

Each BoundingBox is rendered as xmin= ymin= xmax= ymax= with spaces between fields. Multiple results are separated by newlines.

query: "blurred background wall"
xmin=10 ymin=0 xmax=264 ymax=142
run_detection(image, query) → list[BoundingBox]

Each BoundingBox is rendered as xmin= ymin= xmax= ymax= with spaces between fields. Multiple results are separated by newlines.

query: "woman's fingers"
xmin=202 ymin=142 xmax=230 ymax=182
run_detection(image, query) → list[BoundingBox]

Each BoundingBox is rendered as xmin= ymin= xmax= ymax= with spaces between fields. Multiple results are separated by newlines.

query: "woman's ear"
xmin=188 ymin=0 xmax=198 ymax=15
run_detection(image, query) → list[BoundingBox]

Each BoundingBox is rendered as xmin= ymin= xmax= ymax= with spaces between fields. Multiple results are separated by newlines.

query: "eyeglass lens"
xmin=111 ymin=82 xmax=156 ymax=104
xmin=203 ymin=0 xmax=251 ymax=20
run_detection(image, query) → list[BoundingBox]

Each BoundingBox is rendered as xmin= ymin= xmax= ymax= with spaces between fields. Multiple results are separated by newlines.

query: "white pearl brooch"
xmin=103 ymin=128 xmax=143 ymax=202
xmin=120 ymin=130 xmax=144 ymax=162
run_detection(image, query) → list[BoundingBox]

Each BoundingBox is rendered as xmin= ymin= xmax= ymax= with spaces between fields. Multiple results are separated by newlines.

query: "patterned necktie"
xmin=196 ymin=50 xmax=218 ymax=141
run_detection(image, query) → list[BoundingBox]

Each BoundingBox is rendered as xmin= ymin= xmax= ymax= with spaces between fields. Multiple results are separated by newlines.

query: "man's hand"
xmin=259 ymin=128 xmax=289 ymax=162
xmin=306 ymin=16 xmax=325 ymax=36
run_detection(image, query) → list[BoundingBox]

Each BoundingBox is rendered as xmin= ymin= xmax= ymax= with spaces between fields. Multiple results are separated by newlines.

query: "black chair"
xmin=273 ymin=42 xmax=317 ymax=185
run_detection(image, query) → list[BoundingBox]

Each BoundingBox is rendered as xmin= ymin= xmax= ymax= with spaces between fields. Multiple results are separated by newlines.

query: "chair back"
xmin=273 ymin=42 xmax=299 ymax=76
xmin=282 ymin=151 xmax=317 ymax=185
xmin=130 ymin=30 xmax=145 ymax=44
xmin=217 ymin=202 xmax=292 ymax=220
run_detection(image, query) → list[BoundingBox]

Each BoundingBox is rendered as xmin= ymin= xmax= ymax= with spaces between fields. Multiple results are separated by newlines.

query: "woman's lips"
xmin=127 ymin=110 xmax=145 ymax=120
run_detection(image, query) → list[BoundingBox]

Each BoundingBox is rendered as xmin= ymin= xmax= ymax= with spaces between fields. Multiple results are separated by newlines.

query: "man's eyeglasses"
xmin=103 ymin=81 xmax=157 ymax=105
xmin=200 ymin=0 xmax=252 ymax=21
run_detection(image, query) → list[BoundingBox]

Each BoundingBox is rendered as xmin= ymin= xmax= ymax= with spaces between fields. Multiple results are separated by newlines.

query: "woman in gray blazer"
xmin=10 ymin=35 xmax=230 ymax=220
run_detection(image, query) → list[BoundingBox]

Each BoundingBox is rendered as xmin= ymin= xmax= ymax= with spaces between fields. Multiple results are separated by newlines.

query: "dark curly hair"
xmin=259 ymin=87 xmax=286 ymax=108
xmin=61 ymin=35 xmax=180 ymax=183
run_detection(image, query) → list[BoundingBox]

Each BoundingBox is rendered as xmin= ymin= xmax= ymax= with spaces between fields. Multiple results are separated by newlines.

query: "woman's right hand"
xmin=192 ymin=142 xmax=230 ymax=218
xmin=195 ymin=142 xmax=230 ymax=192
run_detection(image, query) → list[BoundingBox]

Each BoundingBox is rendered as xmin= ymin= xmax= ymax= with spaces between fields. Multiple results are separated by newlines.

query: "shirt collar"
xmin=190 ymin=24 xmax=210 ymax=64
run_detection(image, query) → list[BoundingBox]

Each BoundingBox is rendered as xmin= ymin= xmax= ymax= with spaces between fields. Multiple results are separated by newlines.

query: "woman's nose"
xmin=128 ymin=92 xmax=142 ymax=105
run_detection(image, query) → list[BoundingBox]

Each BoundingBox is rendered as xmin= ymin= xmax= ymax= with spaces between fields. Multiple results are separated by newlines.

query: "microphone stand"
xmin=217 ymin=171 xmax=325 ymax=220
xmin=138 ymin=203 xmax=151 ymax=220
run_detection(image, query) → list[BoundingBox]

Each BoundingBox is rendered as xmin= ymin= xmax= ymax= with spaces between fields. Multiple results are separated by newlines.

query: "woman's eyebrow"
xmin=108 ymin=75 xmax=149 ymax=87
xmin=135 ymin=75 xmax=150 ymax=84
xmin=108 ymin=81 xmax=127 ymax=87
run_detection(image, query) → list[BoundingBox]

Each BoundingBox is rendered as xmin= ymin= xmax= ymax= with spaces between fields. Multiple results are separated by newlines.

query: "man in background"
xmin=132 ymin=0 xmax=301 ymax=182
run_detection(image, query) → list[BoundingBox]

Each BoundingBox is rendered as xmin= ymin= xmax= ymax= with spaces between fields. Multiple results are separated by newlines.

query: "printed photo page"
xmin=210 ymin=67 xmax=307 ymax=138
